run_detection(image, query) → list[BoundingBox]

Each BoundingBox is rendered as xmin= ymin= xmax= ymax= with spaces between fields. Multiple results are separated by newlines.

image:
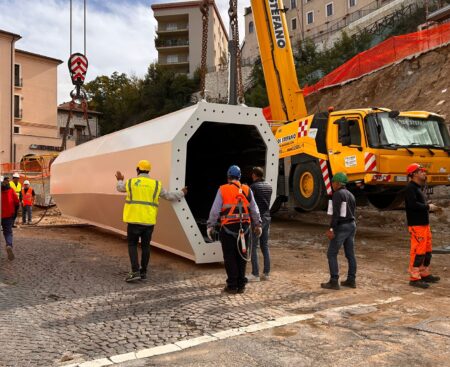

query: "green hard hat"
xmin=332 ymin=172 xmax=348 ymax=184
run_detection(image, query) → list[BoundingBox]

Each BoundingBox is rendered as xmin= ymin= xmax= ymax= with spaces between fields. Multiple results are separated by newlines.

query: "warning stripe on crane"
xmin=72 ymin=72 xmax=86 ymax=81
xmin=319 ymin=159 xmax=332 ymax=196
xmin=364 ymin=152 xmax=377 ymax=172
xmin=297 ymin=120 xmax=308 ymax=137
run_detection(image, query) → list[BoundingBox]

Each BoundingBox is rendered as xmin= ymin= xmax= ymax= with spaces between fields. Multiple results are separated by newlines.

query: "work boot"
xmin=125 ymin=271 xmax=141 ymax=282
xmin=340 ymin=279 xmax=356 ymax=288
xmin=321 ymin=279 xmax=340 ymax=290
xmin=6 ymin=246 xmax=14 ymax=261
xmin=421 ymin=274 xmax=440 ymax=283
xmin=409 ymin=280 xmax=430 ymax=289
xmin=223 ymin=286 xmax=238 ymax=294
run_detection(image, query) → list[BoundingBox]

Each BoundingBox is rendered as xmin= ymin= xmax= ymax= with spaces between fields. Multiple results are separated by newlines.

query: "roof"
xmin=15 ymin=49 xmax=63 ymax=64
xmin=151 ymin=0 xmax=228 ymax=41
xmin=0 ymin=29 xmax=21 ymax=40
xmin=58 ymin=102 xmax=102 ymax=115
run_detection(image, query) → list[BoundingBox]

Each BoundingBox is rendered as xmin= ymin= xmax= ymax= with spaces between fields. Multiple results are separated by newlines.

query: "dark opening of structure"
xmin=185 ymin=121 xmax=267 ymax=238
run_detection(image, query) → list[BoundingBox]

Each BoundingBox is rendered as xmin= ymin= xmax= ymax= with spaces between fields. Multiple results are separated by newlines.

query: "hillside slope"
xmin=305 ymin=44 xmax=450 ymax=120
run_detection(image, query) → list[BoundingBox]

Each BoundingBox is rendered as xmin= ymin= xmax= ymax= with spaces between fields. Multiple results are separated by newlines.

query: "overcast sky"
xmin=0 ymin=0 xmax=250 ymax=103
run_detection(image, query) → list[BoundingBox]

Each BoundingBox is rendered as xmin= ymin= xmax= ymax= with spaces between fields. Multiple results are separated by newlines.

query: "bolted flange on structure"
xmin=51 ymin=102 xmax=279 ymax=263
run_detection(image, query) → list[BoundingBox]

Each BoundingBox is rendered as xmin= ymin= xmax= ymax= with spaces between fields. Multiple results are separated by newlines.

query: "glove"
xmin=254 ymin=226 xmax=262 ymax=238
xmin=207 ymin=227 xmax=215 ymax=241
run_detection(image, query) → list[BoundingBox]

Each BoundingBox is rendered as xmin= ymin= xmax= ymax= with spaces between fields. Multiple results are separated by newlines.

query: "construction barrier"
xmin=1 ymin=154 xmax=57 ymax=207
xmin=303 ymin=22 xmax=450 ymax=95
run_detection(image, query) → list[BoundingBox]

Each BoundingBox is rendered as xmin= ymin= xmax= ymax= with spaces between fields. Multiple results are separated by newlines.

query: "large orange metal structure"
xmin=51 ymin=102 xmax=279 ymax=263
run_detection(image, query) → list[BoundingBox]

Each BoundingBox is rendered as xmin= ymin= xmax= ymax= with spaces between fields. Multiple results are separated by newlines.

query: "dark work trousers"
xmin=127 ymin=223 xmax=154 ymax=273
xmin=1 ymin=217 xmax=14 ymax=247
xmin=13 ymin=204 xmax=19 ymax=223
xmin=251 ymin=216 xmax=271 ymax=276
xmin=327 ymin=221 xmax=357 ymax=280
xmin=220 ymin=223 xmax=250 ymax=290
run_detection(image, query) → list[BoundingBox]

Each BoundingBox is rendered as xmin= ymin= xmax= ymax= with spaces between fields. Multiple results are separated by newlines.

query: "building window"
xmin=291 ymin=18 xmax=297 ymax=30
xmin=167 ymin=55 xmax=179 ymax=64
xmin=14 ymin=64 xmax=22 ymax=87
xmin=306 ymin=11 xmax=314 ymax=24
xmin=326 ymin=2 xmax=334 ymax=17
xmin=14 ymin=95 xmax=21 ymax=119
xmin=249 ymin=21 xmax=254 ymax=34
xmin=59 ymin=127 xmax=74 ymax=137
xmin=349 ymin=0 xmax=356 ymax=6
xmin=291 ymin=0 xmax=297 ymax=8
xmin=14 ymin=126 xmax=20 ymax=134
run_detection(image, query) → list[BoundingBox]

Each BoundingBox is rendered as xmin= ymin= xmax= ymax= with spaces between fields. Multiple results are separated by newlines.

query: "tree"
xmin=85 ymin=72 xmax=140 ymax=135
xmin=85 ymin=64 xmax=200 ymax=135
xmin=244 ymin=59 xmax=268 ymax=107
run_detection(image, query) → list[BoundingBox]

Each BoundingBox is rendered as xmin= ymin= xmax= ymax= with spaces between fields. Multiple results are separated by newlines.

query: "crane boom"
xmin=250 ymin=0 xmax=308 ymax=127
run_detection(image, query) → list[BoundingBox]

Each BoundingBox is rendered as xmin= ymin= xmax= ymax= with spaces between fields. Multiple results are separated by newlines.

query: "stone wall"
xmin=204 ymin=65 xmax=253 ymax=103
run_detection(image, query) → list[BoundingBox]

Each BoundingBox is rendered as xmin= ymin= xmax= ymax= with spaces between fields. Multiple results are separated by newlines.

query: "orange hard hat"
xmin=406 ymin=163 xmax=426 ymax=175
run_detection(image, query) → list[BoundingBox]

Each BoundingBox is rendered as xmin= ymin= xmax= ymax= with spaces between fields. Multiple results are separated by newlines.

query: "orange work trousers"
xmin=408 ymin=224 xmax=432 ymax=279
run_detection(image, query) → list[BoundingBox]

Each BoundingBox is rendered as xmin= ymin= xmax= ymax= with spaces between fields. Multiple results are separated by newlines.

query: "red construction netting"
xmin=303 ymin=22 xmax=450 ymax=96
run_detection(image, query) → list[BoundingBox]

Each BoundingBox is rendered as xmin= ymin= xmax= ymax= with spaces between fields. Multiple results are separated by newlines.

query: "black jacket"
xmin=330 ymin=187 xmax=356 ymax=231
xmin=250 ymin=179 xmax=272 ymax=219
xmin=405 ymin=181 xmax=429 ymax=226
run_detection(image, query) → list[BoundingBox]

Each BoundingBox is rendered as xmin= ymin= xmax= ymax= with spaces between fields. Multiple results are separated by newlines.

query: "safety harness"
xmin=220 ymin=181 xmax=253 ymax=261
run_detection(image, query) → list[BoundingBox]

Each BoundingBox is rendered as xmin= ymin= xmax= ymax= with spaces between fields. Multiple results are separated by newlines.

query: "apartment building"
xmin=57 ymin=102 xmax=101 ymax=145
xmin=1 ymin=29 xmax=72 ymax=165
xmin=242 ymin=0 xmax=399 ymax=62
xmin=0 ymin=29 xmax=20 ymax=165
xmin=151 ymin=0 xmax=228 ymax=76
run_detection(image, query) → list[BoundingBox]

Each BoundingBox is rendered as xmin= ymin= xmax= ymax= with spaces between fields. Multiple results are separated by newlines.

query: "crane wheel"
xmin=292 ymin=162 xmax=327 ymax=211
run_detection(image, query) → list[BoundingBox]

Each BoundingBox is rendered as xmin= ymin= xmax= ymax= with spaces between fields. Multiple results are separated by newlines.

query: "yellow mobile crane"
xmin=251 ymin=0 xmax=450 ymax=211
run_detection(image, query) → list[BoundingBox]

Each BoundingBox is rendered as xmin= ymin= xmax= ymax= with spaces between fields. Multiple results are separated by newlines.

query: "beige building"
xmin=1 ymin=29 xmax=72 ymax=166
xmin=57 ymin=102 xmax=101 ymax=145
xmin=0 ymin=29 xmax=20 ymax=166
xmin=151 ymin=0 xmax=229 ymax=76
xmin=242 ymin=0 xmax=403 ymax=62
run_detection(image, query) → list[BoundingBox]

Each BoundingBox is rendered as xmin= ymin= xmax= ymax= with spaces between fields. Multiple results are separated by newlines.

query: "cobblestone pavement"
xmin=0 ymin=214 xmax=449 ymax=366
xmin=0 ymin=225 xmax=315 ymax=366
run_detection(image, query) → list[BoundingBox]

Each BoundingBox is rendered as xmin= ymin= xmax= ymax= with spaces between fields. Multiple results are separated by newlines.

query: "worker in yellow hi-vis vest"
xmin=9 ymin=173 xmax=22 ymax=227
xmin=115 ymin=160 xmax=187 ymax=282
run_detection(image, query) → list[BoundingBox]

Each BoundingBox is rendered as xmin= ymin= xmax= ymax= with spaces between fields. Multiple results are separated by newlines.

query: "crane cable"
xmin=62 ymin=0 xmax=91 ymax=151
xmin=199 ymin=0 xmax=209 ymax=100
xmin=199 ymin=0 xmax=244 ymax=103
xmin=228 ymin=0 xmax=244 ymax=104
xmin=70 ymin=0 xmax=87 ymax=56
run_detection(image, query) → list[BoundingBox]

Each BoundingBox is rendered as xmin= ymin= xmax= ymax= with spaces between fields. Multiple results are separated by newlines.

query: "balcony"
xmin=155 ymin=38 xmax=189 ymax=50
xmin=159 ymin=54 xmax=189 ymax=65
xmin=156 ymin=23 xmax=188 ymax=35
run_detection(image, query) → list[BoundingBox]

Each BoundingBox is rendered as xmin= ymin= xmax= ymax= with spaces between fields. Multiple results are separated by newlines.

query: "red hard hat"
xmin=406 ymin=163 xmax=426 ymax=175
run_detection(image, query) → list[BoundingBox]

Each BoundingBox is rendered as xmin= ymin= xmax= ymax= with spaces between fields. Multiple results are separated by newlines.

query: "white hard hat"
xmin=0 ymin=176 xmax=4 ymax=182
xmin=12 ymin=173 xmax=20 ymax=178
xmin=24 ymin=180 xmax=30 ymax=185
